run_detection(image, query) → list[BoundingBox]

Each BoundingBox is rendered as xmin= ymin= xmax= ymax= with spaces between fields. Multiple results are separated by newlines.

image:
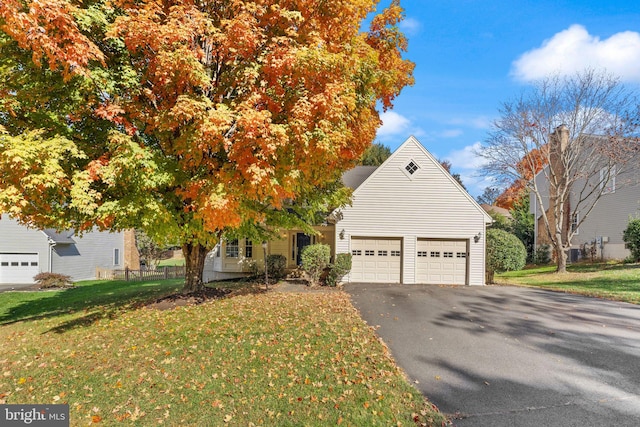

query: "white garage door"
xmin=416 ymin=240 xmax=467 ymax=285
xmin=0 ymin=253 xmax=40 ymax=284
xmin=350 ymin=238 xmax=401 ymax=283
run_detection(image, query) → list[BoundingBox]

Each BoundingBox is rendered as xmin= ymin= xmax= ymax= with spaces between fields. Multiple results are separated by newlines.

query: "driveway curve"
xmin=346 ymin=284 xmax=640 ymax=427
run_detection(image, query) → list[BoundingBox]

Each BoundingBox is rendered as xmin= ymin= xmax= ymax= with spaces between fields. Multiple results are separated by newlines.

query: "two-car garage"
xmin=349 ymin=238 xmax=469 ymax=285
xmin=332 ymin=137 xmax=492 ymax=286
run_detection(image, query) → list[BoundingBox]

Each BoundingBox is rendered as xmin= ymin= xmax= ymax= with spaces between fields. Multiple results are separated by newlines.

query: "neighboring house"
xmin=0 ymin=214 xmax=138 ymax=284
xmin=530 ymin=127 xmax=640 ymax=261
xmin=480 ymin=204 xmax=512 ymax=221
xmin=206 ymin=136 xmax=492 ymax=285
xmin=531 ymin=180 xmax=640 ymax=261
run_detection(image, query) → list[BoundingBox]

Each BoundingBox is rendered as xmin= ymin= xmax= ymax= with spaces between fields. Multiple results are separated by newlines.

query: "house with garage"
xmin=206 ymin=136 xmax=492 ymax=285
xmin=0 ymin=214 xmax=138 ymax=284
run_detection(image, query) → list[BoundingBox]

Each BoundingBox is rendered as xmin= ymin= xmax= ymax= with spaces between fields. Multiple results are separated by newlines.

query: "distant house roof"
xmin=480 ymin=204 xmax=512 ymax=220
xmin=42 ymin=229 xmax=76 ymax=244
xmin=341 ymin=166 xmax=378 ymax=190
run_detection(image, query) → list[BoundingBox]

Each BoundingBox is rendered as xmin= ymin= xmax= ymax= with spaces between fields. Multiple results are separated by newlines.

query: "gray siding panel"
xmin=53 ymin=230 xmax=124 ymax=281
xmin=532 ymin=165 xmax=640 ymax=259
xmin=0 ymin=215 xmax=50 ymax=276
xmin=1 ymin=215 xmax=125 ymax=283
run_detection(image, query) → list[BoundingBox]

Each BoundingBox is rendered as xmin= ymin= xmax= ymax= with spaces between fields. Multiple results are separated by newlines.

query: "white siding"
xmin=335 ymin=137 xmax=490 ymax=285
xmin=403 ymin=236 xmax=416 ymax=284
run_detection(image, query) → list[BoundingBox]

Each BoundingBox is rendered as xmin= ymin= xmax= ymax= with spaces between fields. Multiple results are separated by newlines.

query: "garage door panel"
xmin=351 ymin=238 xmax=401 ymax=283
xmin=0 ymin=253 xmax=40 ymax=284
xmin=416 ymin=240 xmax=467 ymax=285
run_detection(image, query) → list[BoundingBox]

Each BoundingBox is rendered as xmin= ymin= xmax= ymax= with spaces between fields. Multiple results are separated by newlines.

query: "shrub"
xmin=326 ymin=253 xmax=352 ymax=287
xmin=623 ymin=218 xmax=640 ymax=262
xmin=534 ymin=244 xmax=551 ymax=265
xmin=244 ymin=259 xmax=260 ymax=277
xmin=266 ymin=254 xmax=287 ymax=280
xmin=301 ymin=244 xmax=330 ymax=285
xmin=486 ymin=229 xmax=527 ymax=283
xmin=33 ymin=272 xmax=73 ymax=289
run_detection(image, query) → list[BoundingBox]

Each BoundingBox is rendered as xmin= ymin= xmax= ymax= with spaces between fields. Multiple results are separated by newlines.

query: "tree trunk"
xmin=182 ymin=242 xmax=209 ymax=294
xmin=556 ymin=246 xmax=568 ymax=273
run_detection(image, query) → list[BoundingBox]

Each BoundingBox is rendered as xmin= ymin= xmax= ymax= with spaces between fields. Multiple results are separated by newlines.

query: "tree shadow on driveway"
xmin=346 ymin=284 xmax=640 ymax=427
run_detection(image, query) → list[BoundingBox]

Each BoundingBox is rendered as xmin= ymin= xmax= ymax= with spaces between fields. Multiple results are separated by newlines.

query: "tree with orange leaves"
xmin=495 ymin=147 xmax=547 ymax=210
xmin=0 ymin=0 xmax=414 ymax=292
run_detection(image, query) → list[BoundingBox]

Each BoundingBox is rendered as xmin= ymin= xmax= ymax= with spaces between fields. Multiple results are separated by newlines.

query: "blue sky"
xmin=373 ymin=0 xmax=640 ymax=197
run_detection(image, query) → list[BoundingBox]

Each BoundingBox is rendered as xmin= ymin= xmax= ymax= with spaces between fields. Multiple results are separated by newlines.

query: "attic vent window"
xmin=405 ymin=161 xmax=418 ymax=175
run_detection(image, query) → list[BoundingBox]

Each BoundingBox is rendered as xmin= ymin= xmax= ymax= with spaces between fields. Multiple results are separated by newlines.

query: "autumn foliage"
xmin=0 ymin=0 xmax=414 ymax=291
xmin=495 ymin=147 xmax=547 ymax=210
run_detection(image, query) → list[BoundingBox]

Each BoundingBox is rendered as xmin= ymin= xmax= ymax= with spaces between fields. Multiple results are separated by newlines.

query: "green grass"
xmin=497 ymin=262 xmax=640 ymax=304
xmin=0 ymin=280 xmax=445 ymax=426
xmin=157 ymin=258 xmax=186 ymax=267
xmin=0 ymin=279 xmax=184 ymax=327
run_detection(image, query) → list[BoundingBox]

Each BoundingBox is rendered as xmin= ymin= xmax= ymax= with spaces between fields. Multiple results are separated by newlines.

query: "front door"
xmin=296 ymin=233 xmax=312 ymax=265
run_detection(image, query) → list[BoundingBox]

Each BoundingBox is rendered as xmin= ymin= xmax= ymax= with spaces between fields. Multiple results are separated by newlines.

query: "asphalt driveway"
xmin=0 ymin=283 xmax=35 ymax=292
xmin=346 ymin=284 xmax=640 ymax=427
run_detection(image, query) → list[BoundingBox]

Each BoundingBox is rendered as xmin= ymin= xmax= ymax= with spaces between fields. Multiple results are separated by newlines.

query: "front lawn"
xmin=497 ymin=262 xmax=640 ymax=304
xmin=0 ymin=280 xmax=446 ymax=426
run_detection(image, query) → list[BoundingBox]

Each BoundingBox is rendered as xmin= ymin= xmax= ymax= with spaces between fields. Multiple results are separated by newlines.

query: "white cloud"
xmin=445 ymin=142 xmax=487 ymax=170
xmin=399 ymin=18 xmax=421 ymax=36
xmin=512 ymin=25 xmax=640 ymax=82
xmin=377 ymin=111 xmax=411 ymax=137
xmin=443 ymin=142 xmax=491 ymax=197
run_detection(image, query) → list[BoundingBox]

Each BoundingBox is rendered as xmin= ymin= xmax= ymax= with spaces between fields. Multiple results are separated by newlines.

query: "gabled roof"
xmin=341 ymin=166 xmax=377 ymax=190
xmin=480 ymin=204 xmax=512 ymax=219
xmin=352 ymin=136 xmax=493 ymax=223
xmin=42 ymin=229 xmax=76 ymax=244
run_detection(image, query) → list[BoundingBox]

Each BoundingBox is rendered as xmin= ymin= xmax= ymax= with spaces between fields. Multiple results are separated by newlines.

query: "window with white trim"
xmin=226 ymin=239 xmax=239 ymax=258
xmin=245 ymin=239 xmax=253 ymax=258
xmin=600 ymin=166 xmax=616 ymax=194
xmin=114 ymin=248 xmax=120 ymax=265
xmin=571 ymin=213 xmax=579 ymax=235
